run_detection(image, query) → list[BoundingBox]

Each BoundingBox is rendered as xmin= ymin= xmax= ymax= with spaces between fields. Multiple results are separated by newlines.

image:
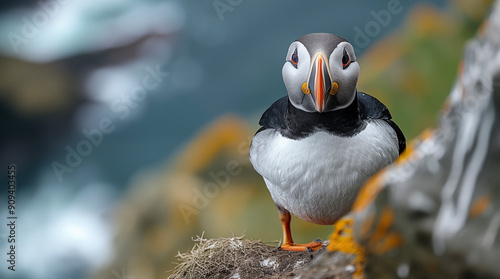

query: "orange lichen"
xmin=469 ymin=195 xmax=491 ymax=218
xmin=395 ymin=141 xmax=415 ymax=166
xmin=357 ymin=36 xmax=402 ymax=84
xmin=328 ymin=218 xmax=365 ymax=255
xmin=391 ymin=65 xmax=431 ymax=98
xmin=358 ymin=212 xmax=376 ymax=240
xmin=351 ymin=171 xmax=386 ymax=213
xmin=408 ymin=5 xmax=452 ymax=35
xmin=327 ymin=217 xmax=366 ymax=277
xmin=420 ymin=128 xmax=434 ymax=140
xmin=369 ymin=232 xmax=403 ymax=255
xmin=368 ymin=207 xmax=394 ymax=244
xmin=367 ymin=207 xmax=403 ymax=255
xmin=175 ymin=116 xmax=251 ymax=174
xmin=396 ymin=129 xmax=434 ymax=166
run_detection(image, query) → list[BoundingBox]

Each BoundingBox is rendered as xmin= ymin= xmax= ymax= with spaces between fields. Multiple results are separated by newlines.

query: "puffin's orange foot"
xmin=279 ymin=239 xmax=323 ymax=251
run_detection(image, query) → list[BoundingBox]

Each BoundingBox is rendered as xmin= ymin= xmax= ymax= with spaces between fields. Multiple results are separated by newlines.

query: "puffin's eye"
xmin=342 ymin=48 xmax=351 ymax=69
xmin=291 ymin=51 xmax=298 ymax=67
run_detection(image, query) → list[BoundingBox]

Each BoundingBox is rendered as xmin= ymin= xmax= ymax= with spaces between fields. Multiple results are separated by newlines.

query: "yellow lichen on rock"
xmin=327 ymin=217 xmax=366 ymax=278
xmin=367 ymin=207 xmax=403 ymax=255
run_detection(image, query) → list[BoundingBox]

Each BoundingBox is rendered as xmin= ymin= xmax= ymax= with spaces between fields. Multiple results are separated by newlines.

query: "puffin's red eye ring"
xmin=342 ymin=48 xmax=351 ymax=69
xmin=291 ymin=53 xmax=298 ymax=66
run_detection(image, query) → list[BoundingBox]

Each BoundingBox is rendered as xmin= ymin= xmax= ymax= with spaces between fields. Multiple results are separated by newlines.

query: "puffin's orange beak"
xmin=307 ymin=53 xmax=333 ymax=112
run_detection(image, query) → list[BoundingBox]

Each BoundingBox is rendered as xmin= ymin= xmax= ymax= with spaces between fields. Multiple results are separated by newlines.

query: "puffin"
xmin=249 ymin=33 xmax=406 ymax=251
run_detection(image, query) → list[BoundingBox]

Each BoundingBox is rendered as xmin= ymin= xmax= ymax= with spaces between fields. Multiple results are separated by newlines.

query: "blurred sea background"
xmin=0 ymin=0 xmax=493 ymax=278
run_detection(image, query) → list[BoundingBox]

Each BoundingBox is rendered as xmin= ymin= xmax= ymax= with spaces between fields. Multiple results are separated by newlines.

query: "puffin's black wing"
xmin=256 ymin=96 xmax=288 ymax=134
xmin=357 ymin=91 xmax=406 ymax=154
xmin=357 ymin=91 xmax=391 ymax=120
xmin=385 ymin=120 xmax=406 ymax=155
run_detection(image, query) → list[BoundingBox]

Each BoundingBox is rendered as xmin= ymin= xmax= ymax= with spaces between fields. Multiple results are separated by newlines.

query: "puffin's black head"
xmin=282 ymin=33 xmax=359 ymax=113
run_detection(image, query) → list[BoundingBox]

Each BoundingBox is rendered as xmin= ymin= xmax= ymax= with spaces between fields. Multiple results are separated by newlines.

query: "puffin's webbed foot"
xmin=279 ymin=239 xmax=323 ymax=251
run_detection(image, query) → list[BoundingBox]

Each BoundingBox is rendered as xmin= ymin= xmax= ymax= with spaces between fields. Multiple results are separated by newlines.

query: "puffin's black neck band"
xmin=282 ymin=95 xmax=365 ymax=139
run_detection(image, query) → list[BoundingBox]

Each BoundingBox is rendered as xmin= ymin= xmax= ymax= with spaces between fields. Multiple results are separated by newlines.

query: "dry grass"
xmin=168 ymin=234 xmax=327 ymax=279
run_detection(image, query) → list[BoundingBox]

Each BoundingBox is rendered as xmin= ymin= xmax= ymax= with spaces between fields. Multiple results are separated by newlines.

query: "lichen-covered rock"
xmin=299 ymin=218 xmax=365 ymax=279
xmin=346 ymin=1 xmax=500 ymax=278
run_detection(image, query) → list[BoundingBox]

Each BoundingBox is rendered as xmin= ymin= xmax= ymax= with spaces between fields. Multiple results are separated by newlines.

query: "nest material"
xmin=168 ymin=235 xmax=328 ymax=279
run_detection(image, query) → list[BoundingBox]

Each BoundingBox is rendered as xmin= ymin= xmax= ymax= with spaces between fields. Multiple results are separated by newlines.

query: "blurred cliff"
xmin=349 ymin=1 xmax=500 ymax=277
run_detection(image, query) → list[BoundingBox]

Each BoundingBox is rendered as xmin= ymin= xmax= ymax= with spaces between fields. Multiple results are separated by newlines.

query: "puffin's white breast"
xmin=249 ymin=119 xmax=398 ymax=225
